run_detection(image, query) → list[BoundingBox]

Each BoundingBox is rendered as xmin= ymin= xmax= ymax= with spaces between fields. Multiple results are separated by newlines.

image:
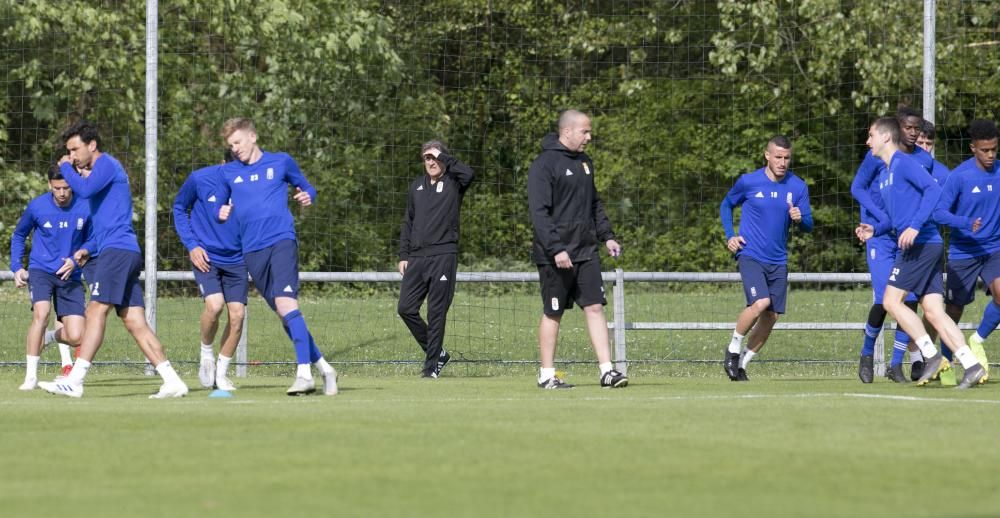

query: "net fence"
xmin=1 ymin=1 xmax=999 ymax=376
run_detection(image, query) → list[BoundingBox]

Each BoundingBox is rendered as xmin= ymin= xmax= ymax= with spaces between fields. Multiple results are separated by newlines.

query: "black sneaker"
xmin=858 ymin=354 xmax=874 ymax=384
xmin=420 ymin=368 xmax=437 ymax=379
xmin=910 ymin=360 xmax=925 ymax=382
xmin=737 ymin=368 xmax=749 ymax=381
xmin=885 ymin=364 xmax=909 ymax=383
xmin=957 ymin=363 xmax=987 ymax=389
xmin=724 ymin=350 xmax=740 ymax=381
xmin=600 ymin=369 xmax=629 ymax=388
xmin=538 ymin=376 xmax=574 ymax=389
xmin=434 ymin=351 xmax=451 ymax=377
xmin=916 ymin=353 xmax=948 ymax=386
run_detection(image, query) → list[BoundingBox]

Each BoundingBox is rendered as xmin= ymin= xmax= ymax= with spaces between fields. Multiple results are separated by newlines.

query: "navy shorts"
xmin=194 ymin=262 xmax=249 ymax=304
xmin=738 ymin=255 xmax=787 ymax=314
xmin=82 ymin=255 xmax=99 ymax=291
xmin=244 ymin=239 xmax=299 ymax=310
xmin=888 ymin=243 xmax=944 ymax=298
xmin=866 ymin=235 xmax=917 ymax=305
xmin=88 ymin=248 xmax=145 ymax=310
xmin=945 ymin=250 xmax=1000 ymax=306
xmin=537 ymin=257 xmax=606 ymax=316
xmin=27 ymin=269 xmax=86 ymax=318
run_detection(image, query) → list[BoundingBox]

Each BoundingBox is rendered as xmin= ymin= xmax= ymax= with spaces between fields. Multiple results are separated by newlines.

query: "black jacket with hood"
xmin=527 ymin=133 xmax=615 ymax=265
xmin=398 ymin=152 xmax=476 ymax=260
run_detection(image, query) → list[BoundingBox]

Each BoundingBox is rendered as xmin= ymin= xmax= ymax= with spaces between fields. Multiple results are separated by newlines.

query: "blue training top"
xmin=59 ymin=153 xmax=140 ymax=254
xmin=720 ymin=167 xmax=813 ymax=265
xmin=851 ymin=150 xmax=890 ymax=227
xmin=875 ymin=150 xmax=942 ymax=244
xmin=933 ymin=157 xmax=1000 ymax=259
xmin=214 ymin=151 xmax=317 ymax=254
xmin=10 ymin=193 xmax=93 ymax=280
xmin=173 ymin=165 xmax=243 ymax=265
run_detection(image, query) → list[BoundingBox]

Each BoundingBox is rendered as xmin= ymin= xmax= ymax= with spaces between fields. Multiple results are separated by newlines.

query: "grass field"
xmin=2 ymin=370 xmax=999 ymax=518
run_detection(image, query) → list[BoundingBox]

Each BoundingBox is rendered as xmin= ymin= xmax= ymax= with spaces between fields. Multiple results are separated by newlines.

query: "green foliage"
xmin=2 ymin=1 xmax=997 ymax=274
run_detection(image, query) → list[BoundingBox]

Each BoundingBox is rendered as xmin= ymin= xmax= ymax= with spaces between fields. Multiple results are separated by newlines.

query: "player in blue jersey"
xmin=933 ymin=119 xmax=1000 ymax=382
xmin=38 ymin=121 xmax=188 ymax=399
xmin=721 ymin=135 xmax=813 ymax=381
xmin=173 ymin=151 xmax=246 ymax=391
xmin=215 ymin=118 xmax=337 ymax=396
xmin=10 ymin=164 xmax=92 ymax=390
xmin=917 ymin=120 xmax=951 ymax=185
xmin=849 ymin=151 xmax=916 ymax=383
xmin=856 ymin=117 xmax=986 ymax=389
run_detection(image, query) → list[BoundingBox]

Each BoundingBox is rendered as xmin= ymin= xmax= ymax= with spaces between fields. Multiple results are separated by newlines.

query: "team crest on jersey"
xmin=77 ymin=218 xmax=84 ymax=230
xmin=234 ymin=176 xmax=244 ymax=184
xmin=870 ymin=248 xmax=876 ymax=260
xmin=436 ymin=182 xmax=444 ymax=193
xmin=43 ymin=221 xmax=52 ymax=228
xmin=267 ymin=168 xmax=274 ymax=180
xmin=583 ymin=163 xmax=591 ymax=175
xmin=754 ymin=192 xmax=764 ymax=198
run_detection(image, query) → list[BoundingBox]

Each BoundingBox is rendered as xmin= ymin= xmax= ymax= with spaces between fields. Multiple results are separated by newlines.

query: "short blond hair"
xmin=221 ymin=117 xmax=256 ymax=139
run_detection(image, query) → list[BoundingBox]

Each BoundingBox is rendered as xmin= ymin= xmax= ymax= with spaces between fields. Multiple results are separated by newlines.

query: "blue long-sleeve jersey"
xmin=876 ymin=151 xmax=942 ymax=244
xmin=173 ymin=165 xmax=243 ymax=265
xmin=59 ymin=154 xmax=140 ymax=254
xmin=720 ymin=167 xmax=813 ymax=265
xmin=851 ymin=148 xmax=937 ymax=231
xmin=214 ymin=151 xmax=317 ymax=253
xmin=10 ymin=193 xmax=93 ymax=280
xmin=930 ymin=159 xmax=950 ymax=186
xmin=932 ymin=157 xmax=1000 ymax=259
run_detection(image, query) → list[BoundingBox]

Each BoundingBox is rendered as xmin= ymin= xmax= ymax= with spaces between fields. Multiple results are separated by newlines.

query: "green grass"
xmin=2 ymin=371 xmax=999 ymax=517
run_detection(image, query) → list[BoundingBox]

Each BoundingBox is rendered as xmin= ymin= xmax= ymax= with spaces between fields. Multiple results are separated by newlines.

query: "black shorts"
xmin=537 ymin=258 xmax=606 ymax=316
xmin=888 ymin=242 xmax=944 ymax=298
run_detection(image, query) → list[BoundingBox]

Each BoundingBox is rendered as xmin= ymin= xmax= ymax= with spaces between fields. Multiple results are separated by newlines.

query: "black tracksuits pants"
xmin=397 ymin=253 xmax=458 ymax=372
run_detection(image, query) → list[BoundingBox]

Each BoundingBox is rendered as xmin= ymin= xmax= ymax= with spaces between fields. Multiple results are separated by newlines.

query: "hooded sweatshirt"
xmin=527 ymin=133 xmax=615 ymax=265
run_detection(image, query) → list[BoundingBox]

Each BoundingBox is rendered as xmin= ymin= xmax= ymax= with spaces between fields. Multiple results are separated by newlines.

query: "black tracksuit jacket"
xmin=398 ymin=152 xmax=475 ymax=259
xmin=527 ymin=133 xmax=616 ymax=265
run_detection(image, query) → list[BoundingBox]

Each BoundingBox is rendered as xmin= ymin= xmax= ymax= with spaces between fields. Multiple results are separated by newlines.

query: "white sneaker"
xmin=38 ymin=380 xmax=84 ymax=398
xmin=286 ymin=376 xmax=316 ymax=396
xmin=149 ymin=381 xmax=189 ymax=399
xmin=19 ymin=377 xmax=38 ymax=391
xmin=322 ymin=368 xmax=338 ymax=396
xmin=198 ymin=357 xmax=216 ymax=388
xmin=214 ymin=375 xmax=236 ymax=391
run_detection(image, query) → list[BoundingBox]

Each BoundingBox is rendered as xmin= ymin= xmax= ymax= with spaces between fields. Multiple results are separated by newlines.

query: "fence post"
xmin=613 ymin=267 xmax=627 ymax=374
xmin=236 ymin=306 xmax=248 ymax=378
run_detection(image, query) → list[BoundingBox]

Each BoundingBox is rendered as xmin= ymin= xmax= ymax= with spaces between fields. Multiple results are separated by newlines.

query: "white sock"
xmin=26 ymin=355 xmax=40 ymax=378
xmin=954 ymin=346 xmax=980 ymax=369
xmin=155 ymin=361 xmax=182 ymax=384
xmin=68 ymin=358 xmax=91 ymax=384
xmin=44 ymin=328 xmax=57 ymax=346
xmin=740 ymin=350 xmax=757 ymax=369
xmin=598 ymin=362 xmax=613 ymax=375
xmin=539 ymin=367 xmax=556 ymax=384
xmin=909 ymin=349 xmax=923 ymax=363
xmin=217 ymin=354 xmax=232 ymax=379
xmin=296 ymin=363 xmax=313 ymax=380
xmin=313 ymin=357 xmax=335 ymax=375
xmin=915 ymin=335 xmax=938 ymax=358
xmin=200 ymin=343 xmax=214 ymax=360
xmin=58 ymin=343 xmax=73 ymax=366
xmin=728 ymin=332 xmax=745 ymax=354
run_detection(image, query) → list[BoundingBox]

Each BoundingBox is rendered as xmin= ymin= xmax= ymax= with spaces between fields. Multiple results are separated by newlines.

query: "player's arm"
xmin=59 ymin=158 xmax=115 ymax=198
xmin=528 ymin=162 xmax=568 ymax=263
xmin=932 ymin=173 xmax=974 ymax=231
xmin=793 ymin=184 xmax=814 ymax=233
xmin=591 ymin=182 xmax=620 ymax=257
xmin=172 ymin=176 xmax=202 ymax=251
xmin=285 ymin=155 xmax=318 ymax=207
xmin=440 ymin=152 xmax=476 ymax=192
xmin=10 ymin=207 xmax=33 ymax=287
xmin=908 ymin=165 xmax=942 ymax=230
xmin=214 ymin=168 xmax=233 ymax=221
xmin=849 ymin=157 xmax=890 ymax=227
xmin=720 ymin=177 xmax=746 ymax=252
